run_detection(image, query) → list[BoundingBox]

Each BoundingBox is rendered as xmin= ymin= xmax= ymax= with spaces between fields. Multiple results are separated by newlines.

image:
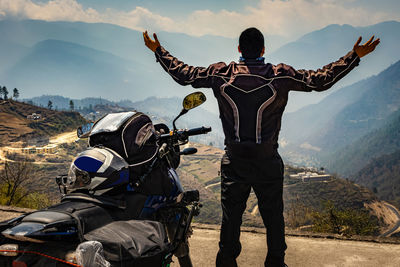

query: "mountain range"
xmin=1 ymin=19 xmax=399 ymax=209
xmin=0 ymin=20 xmax=399 ymax=113
xmin=280 ymin=59 xmax=400 ymax=164
xmin=279 ymin=60 xmax=400 ymax=209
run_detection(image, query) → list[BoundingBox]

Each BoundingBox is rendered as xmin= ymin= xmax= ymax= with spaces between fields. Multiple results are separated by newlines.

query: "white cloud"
xmin=0 ymin=0 xmax=398 ymax=38
xmin=0 ymin=0 xmax=100 ymax=22
xmin=110 ymin=7 xmax=177 ymax=32
xmin=248 ymin=0 xmax=393 ymax=37
xmin=175 ymin=0 xmax=398 ymax=38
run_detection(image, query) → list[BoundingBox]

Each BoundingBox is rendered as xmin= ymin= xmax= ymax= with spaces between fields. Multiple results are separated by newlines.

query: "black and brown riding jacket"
xmin=155 ymin=46 xmax=360 ymax=149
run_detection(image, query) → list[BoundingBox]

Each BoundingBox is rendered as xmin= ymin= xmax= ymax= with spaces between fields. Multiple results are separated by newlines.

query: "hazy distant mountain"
xmin=0 ymin=20 xmax=237 ymax=107
xmin=26 ymin=95 xmax=116 ymax=110
xmin=281 ymin=60 xmax=400 ymax=161
xmin=1 ymin=19 xmax=399 ymax=113
xmin=0 ymin=39 xmax=28 ymax=73
xmin=325 ymin=108 xmax=400 ymax=176
xmin=0 ymin=19 xmax=288 ymax=67
xmin=3 ymin=39 xmax=156 ymax=100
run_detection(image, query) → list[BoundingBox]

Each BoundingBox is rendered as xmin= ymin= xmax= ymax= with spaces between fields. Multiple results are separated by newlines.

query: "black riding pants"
xmin=216 ymin=160 xmax=287 ymax=267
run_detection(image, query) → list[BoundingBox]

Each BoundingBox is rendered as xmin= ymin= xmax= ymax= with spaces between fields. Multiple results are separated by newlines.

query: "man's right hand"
xmin=353 ymin=36 xmax=380 ymax=58
xmin=143 ymin=31 xmax=161 ymax=52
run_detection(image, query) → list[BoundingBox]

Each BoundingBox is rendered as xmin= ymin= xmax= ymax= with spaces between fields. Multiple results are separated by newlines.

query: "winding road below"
xmin=382 ymin=203 xmax=400 ymax=237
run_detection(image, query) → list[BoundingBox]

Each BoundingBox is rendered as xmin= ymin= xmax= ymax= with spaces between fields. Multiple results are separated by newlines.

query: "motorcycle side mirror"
xmin=173 ymin=92 xmax=207 ymax=131
xmin=182 ymin=92 xmax=206 ymax=111
xmin=77 ymin=122 xmax=94 ymax=138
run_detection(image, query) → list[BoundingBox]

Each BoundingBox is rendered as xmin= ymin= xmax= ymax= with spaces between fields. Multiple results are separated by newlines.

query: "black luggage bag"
xmin=84 ymin=220 xmax=171 ymax=267
xmin=88 ymin=111 xmax=158 ymax=167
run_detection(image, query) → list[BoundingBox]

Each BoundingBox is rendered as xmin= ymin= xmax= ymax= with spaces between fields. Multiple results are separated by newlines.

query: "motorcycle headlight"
xmin=67 ymin=164 xmax=91 ymax=189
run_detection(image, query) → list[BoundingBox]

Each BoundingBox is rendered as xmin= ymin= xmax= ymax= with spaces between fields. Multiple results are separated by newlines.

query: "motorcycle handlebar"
xmin=185 ymin=126 xmax=212 ymax=136
xmin=159 ymin=126 xmax=211 ymax=141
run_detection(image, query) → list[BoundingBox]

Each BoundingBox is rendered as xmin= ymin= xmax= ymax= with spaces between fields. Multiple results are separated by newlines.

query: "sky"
xmin=0 ymin=0 xmax=399 ymax=39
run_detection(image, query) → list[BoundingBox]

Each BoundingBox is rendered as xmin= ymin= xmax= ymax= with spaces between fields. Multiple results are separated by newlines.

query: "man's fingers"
xmin=372 ymin=38 xmax=380 ymax=46
xmin=364 ymin=35 xmax=374 ymax=45
xmin=143 ymin=32 xmax=149 ymax=46
xmin=153 ymin=33 xmax=160 ymax=44
xmin=143 ymin=31 xmax=150 ymax=42
xmin=370 ymin=39 xmax=380 ymax=50
xmin=354 ymin=36 xmax=362 ymax=47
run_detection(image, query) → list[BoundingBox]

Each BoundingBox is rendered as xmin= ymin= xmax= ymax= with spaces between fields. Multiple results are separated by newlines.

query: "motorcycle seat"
xmin=21 ymin=211 xmax=74 ymax=224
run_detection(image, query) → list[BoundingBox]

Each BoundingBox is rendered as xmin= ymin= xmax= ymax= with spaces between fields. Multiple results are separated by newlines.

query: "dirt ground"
xmin=48 ymin=130 xmax=78 ymax=145
xmin=171 ymin=227 xmax=400 ymax=267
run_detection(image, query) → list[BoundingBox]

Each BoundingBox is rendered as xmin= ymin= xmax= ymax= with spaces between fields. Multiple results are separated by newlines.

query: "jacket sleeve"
xmin=154 ymin=46 xmax=226 ymax=88
xmin=277 ymin=50 xmax=360 ymax=92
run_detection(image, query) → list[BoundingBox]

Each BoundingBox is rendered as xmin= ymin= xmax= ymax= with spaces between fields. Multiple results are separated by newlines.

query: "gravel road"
xmin=171 ymin=227 xmax=400 ymax=267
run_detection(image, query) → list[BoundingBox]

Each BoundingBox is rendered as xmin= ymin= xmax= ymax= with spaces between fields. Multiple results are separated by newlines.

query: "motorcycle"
xmin=0 ymin=92 xmax=211 ymax=267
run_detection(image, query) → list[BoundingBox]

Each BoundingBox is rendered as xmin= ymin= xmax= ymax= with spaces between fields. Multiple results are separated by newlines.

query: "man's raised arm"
xmin=284 ymin=35 xmax=380 ymax=92
xmin=143 ymin=31 xmax=225 ymax=88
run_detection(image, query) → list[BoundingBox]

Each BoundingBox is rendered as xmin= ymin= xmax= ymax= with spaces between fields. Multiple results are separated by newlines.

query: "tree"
xmin=0 ymin=161 xmax=34 ymax=206
xmin=69 ymin=100 xmax=74 ymax=111
xmin=48 ymin=100 xmax=53 ymax=110
xmin=2 ymin=86 xmax=8 ymax=100
xmin=0 ymin=86 xmax=3 ymax=99
xmin=13 ymin=88 xmax=19 ymax=100
xmin=311 ymin=201 xmax=379 ymax=236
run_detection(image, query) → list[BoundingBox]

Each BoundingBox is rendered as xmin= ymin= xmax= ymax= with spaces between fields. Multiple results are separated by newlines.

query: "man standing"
xmin=143 ymin=28 xmax=379 ymax=267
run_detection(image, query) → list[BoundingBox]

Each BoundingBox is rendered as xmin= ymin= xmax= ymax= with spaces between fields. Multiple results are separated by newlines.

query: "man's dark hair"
xmin=239 ymin=27 xmax=264 ymax=59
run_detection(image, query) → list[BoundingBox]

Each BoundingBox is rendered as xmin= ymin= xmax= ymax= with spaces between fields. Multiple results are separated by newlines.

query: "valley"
xmin=0 ymin=19 xmax=399 ymax=239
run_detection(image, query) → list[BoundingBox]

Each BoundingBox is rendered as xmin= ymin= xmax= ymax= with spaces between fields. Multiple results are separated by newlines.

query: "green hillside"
xmin=0 ymin=99 xmax=86 ymax=145
xmin=316 ymin=60 xmax=400 ymax=153
xmin=353 ymin=150 xmax=400 ymax=209
xmin=326 ymin=108 xmax=400 ymax=176
xmin=178 ymin=143 xmax=380 ymax=231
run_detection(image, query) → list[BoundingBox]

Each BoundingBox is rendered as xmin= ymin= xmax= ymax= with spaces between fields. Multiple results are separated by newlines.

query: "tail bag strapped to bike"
xmin=88 ymin=111 xmax=159 ymax=166
xmin=83 ymin=220 xmax=171 ymax=266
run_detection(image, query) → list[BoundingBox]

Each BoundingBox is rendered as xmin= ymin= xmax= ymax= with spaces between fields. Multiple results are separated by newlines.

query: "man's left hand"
xmin=353 ymin=35 xmax=380 ymax=58
xmin=143 ymin=31 xmax=161 ymax=52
